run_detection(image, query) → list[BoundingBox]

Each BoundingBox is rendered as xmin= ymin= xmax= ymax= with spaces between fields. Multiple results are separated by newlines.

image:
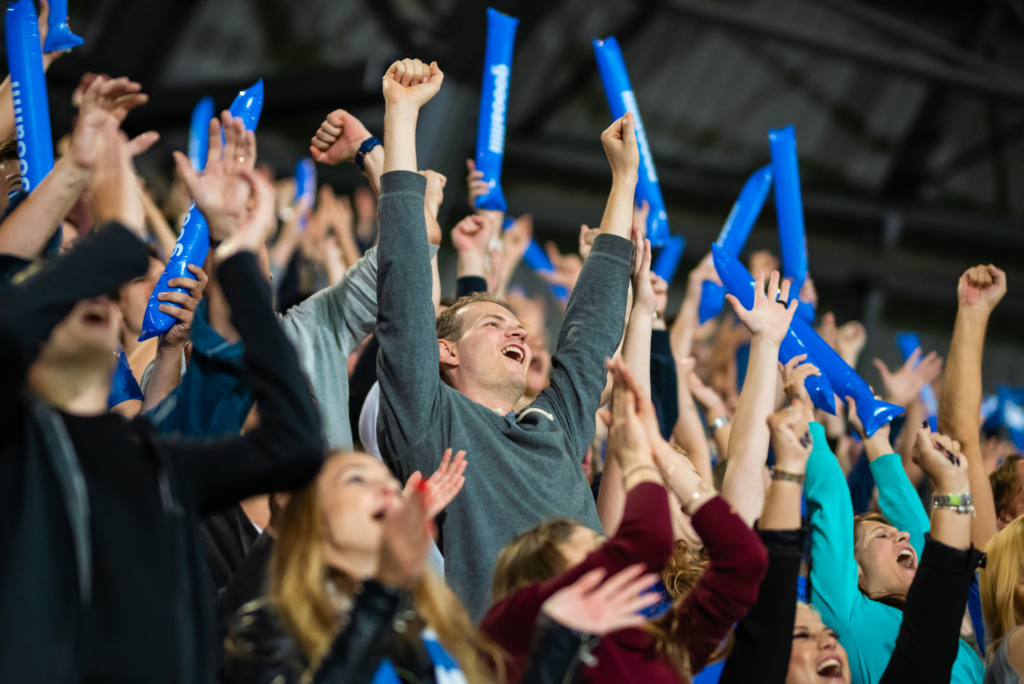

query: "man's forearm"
xmin=0 ymin=156 xmax=91 ymax=258
xmin=723 ymin=335 xmax=779 ymax=525
xmin=206 ymin=273 xmax=240 ymax=344
xmin=939 ymin=307 xmax=997 ymax=547
xmin=383 ymin=108 xmax=418 ymax=174
xmin=141 ymin=344 xmax=185 ymax=413
xmin=362 ymin=145 xmax=385 ymax=198
xmin=674 ymin=373 xmax=714 ymax=484
xmin=598 ymin=174 xmax=637 ymax=240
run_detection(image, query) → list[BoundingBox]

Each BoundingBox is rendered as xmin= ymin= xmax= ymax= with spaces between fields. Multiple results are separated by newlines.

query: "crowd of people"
xmin=0 ymin=15 xmax=1022 ymax=684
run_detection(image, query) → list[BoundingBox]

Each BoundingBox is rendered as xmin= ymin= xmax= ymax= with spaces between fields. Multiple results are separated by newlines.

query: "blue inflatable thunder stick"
xmin=474 ymin=8 xmax=518 ymax=212
xmin=42 ymin=0 xmax=82 ymax=51
xmin=188 ymin=96 xmax=215 ymax=172
xmin=652 ymin=235 xmax=686 ymax=285
xmin=789 ymin=314 xmax=902 ymax=436
xmin=7 ymin=0 xmax=59 ymax=252
xmin=294 ymin=157 xmax=316 ymax=230
xmin=712 ymin=245 xmax=836 ymax=415
xmin=768 ymin=126 xmax=816 ymax=323
xmin=108 ymin=348 xmax=142 ymax=408
xmin=139 ymin=80 xmax=265 ymax=341
xmin=593 ymin=36 xmax=670 ymax=247
xmin=699 ymin=164 xmax=773 ymax=324
xmin=896 ymin=332 xmax=939 ymax=430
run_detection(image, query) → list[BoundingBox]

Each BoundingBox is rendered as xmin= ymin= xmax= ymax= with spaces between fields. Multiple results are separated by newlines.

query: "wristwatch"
xmin=710 ymin=415 xmax=730 ymax=432
xmin=355 ymin=135 xmax=383 ymax=170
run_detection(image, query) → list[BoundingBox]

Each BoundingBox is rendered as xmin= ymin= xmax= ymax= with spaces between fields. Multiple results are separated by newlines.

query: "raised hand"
xmin=158 ymin=264 xmax=208 ymax=349
xmin=779 ymin=354 xmax=820 ymax=407
xmin=451 ymin=214 xmax=491 ymax=255
xmin=911 ymin=427 xmax=969 ymax=493
xmin=600 ymin=112 xmax=640 ymax=179
xmin=872 ymin=348 xmax=943 ymax=408
xmin=835 ymin=320 xmax=866 ymax=365
xmin=687 ymin=252 xmax=722 ymax=292
xmin=214 ymin=167 xmax=276 ymax=261
xmin=465 ymin=158 xmax=489 ymax=208
xmin=310 ymin=109 xmax=372 ymax=165
xmin=687 ymin=368 xmax=729 ymax=422
xmin=600 ymin=358 xmax=655 ymax=474
xmin=540 ymin=241 xmax=583 ymax=295
xmin=630 ymin=224 xmax=654 ymax=313
xmin=578 ymin=223 xmax=600 ymax=262
xmin=71 ymin=76 xmax=156 ymax=172
xmin=726 ymin=270 xmax=797 ymax=344
xmin=420 ymin=169 xmax=446 ymax=219
xmin=767 ymin=399 xmax=813 ymax=473
xmin=376 ymin=483 xmax=434 ymax=589
xmin=173 ymin=112 xmax=257 ymax=241
xmin=957 ymin=264 xmax=1006 ymax=315
xmin=87 ymin=116 xmax=145 ymax=233
xmin=541 ymin=565 xmax=661 ymax=635
xmin=404 ymin=448 xmax=468 ymax=519
xmin=382 ymin=59 xmax=444 ymax=110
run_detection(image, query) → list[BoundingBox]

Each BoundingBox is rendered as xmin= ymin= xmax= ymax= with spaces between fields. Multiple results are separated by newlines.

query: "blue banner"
xmin=107 ymin=348 xmax=142 ymax=408
xmin=593 ymin=36 xmax=670 ymax=246
xmin=473 ymin=8 xmax=518 ymax=212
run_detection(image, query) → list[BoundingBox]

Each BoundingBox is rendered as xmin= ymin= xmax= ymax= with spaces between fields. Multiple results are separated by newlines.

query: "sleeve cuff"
xmin=757 ymin=527 xmax=806 ymax=553
xmin=920 ymin=537 xmax=985 ymax=575
xmin=380 ymin=170 xmax=427 ymax=196
xmin=589 ymin=233 xmax=634 ymax=265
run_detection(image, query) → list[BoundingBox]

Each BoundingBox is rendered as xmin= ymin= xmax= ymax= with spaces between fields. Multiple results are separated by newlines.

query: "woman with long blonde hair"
xmin=222 ymin=449 xmax=504 ymax=684
xmin=980 ymin=515 xmax=1024 ymax=683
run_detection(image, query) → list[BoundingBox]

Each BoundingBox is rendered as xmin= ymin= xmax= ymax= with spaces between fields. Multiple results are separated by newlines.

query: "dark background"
xmin=8 ymin=0 xmax=1024 ymax=386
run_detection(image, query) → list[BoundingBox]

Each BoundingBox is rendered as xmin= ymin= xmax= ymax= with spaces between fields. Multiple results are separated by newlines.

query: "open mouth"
xmin=501 ymin=345 xmax=524 ymax=365
xmin=371 ymin=508 xmax=387 ymax=522
xmin=896 ymin=548 xmax=916 ymax=571
xmin=816 ymin=658 xmax=843 ymax=679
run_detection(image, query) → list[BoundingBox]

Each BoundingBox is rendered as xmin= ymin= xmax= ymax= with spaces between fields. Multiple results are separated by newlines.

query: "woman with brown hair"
xmin=482 ymin=359 xmax=768 ymax=684
xmin=221 ymin=449 xmax=503 ymax=684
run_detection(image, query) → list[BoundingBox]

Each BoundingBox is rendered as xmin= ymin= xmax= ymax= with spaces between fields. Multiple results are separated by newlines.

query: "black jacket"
xmin=0 ymin=224 xmax=323 ymax=683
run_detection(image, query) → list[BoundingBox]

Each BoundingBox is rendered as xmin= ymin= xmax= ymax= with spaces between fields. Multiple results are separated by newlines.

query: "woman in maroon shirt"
xmin=481 ymin=360 xmax=768 ymax=684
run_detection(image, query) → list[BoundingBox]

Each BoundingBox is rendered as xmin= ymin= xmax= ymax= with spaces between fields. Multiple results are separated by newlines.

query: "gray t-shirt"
xmin=987 ymin=628 xmax=1022 ymax=684
xmin=374 ymin=171 xmax=632 ymax=620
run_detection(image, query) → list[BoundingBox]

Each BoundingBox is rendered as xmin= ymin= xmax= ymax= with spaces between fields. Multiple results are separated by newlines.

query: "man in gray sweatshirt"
xmin=374 ymin=58 xmax=642 ymax=619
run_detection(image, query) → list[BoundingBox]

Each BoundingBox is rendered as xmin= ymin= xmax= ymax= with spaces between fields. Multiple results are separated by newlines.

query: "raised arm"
xmin=939 ymin=264 xmax=1004 ymax=550
xmin=597 ymin=229 xmax=653 ymax=533
xmin=166 ymin=168 xmax=322 ymax=510
xmin=373 ymin=59 xmax=447 ymax=473
xmin=597 ymin=114 xmax=639 ymax=240
xmin=878 ymin=428 xmax=980 ymax=684
xmin=722 ymin=270 xmax=798 ymax=525
xmin=719 ymin=400 xmax=812 ymax=684
xmin=0 ymin=76 xmax=154 ymax=259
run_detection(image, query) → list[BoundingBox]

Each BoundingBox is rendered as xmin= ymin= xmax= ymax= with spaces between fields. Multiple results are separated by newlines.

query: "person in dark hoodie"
xmin=0 ymin=93 xmax=322 ymax=683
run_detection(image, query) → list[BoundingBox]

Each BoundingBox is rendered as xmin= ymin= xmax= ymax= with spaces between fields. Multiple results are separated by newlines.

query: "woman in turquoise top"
xmin=803 ymin=403 xmax=986 ymax=684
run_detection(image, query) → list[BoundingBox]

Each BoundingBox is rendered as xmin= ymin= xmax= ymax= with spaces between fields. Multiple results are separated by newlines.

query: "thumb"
xmin=127 ymin=131 xmax=160 ymax=157
xmin=872 ymin=358 xmax=890 ymax=381
xmin=622 ymin=112 xmax=637 ymax=145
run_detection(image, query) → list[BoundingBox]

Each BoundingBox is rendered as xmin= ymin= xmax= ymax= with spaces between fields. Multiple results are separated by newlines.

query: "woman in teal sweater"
xmin=804 ymin=412 xmax=985 ymax=684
